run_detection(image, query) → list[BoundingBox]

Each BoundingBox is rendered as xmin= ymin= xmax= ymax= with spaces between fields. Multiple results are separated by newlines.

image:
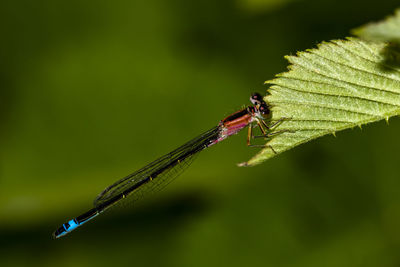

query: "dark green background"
xmin=1 ymin=0 xmax=400 ymax=266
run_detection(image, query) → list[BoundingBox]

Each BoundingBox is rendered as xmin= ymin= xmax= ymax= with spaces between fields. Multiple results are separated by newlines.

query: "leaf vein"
xmin=338 ymin=42 xmax=400 ymax=74
xmin=270 ymin=82 xmax=400 ymax=107
xmin=271 ymin=100 xmax=383 ymax=117
xmin=282 ymin=63 xmax=400 ymax=95
xmin=309 ymin=51 xmax=400 ymax=83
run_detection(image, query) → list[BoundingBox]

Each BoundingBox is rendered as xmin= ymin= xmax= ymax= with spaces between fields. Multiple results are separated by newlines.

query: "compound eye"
xmin=250 ymin=92 xmax=263 ymax=105
xmin=259 ymin=104 xmax=270 ymax=115
xmin=251 ymin=93 xmax=261 ymax=100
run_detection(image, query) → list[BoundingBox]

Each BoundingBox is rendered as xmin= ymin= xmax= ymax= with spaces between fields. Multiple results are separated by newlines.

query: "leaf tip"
xmin=264 ymin=79 xmax=274 ymax=85
xmin=237 ymin=161 xmax=249 ymax=167
xmin=283 ymin=55 xmax=294 ymax=62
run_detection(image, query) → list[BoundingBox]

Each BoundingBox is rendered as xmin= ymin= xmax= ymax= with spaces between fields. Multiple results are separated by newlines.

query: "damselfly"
xmin=53 ymin=93 xmax=282 ymax=238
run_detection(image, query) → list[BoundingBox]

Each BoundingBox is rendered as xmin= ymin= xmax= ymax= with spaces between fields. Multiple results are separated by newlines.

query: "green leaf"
xmin=352 ymin=9 xmax=400 ymax=43
xmin=243 ymin=38 xmax=400 ymax=166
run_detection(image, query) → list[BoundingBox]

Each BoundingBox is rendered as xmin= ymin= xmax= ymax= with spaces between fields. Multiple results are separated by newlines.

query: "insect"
xmin=53 ymin=93 xmax=283 ymax=238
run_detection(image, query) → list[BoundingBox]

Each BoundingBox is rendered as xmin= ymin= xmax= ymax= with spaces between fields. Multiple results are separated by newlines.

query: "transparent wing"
xmin=93 ymin=126 xmax=221 ymax=208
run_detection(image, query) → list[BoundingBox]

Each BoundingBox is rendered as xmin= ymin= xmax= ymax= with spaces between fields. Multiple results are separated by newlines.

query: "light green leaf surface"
xmin=244 ymin=38 xmax=400 ymax=166
xmin=352 ymin=9 xmax=400 ymax=43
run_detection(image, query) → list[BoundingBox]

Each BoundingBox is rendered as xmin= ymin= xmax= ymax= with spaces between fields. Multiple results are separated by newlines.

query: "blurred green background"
xmin=1 ymin=0 xmax=400 ymax=266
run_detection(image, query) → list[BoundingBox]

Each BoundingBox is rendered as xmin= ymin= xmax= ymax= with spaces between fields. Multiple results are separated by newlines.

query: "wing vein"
xmin=93 ymin=126 xmax=221 ymax=209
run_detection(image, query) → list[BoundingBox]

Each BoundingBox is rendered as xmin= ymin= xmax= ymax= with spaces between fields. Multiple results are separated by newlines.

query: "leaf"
xmin=352 ymin=9 xmax=400 ymax=43
xmin=243 ymin=38 xmax=400 ymax=166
